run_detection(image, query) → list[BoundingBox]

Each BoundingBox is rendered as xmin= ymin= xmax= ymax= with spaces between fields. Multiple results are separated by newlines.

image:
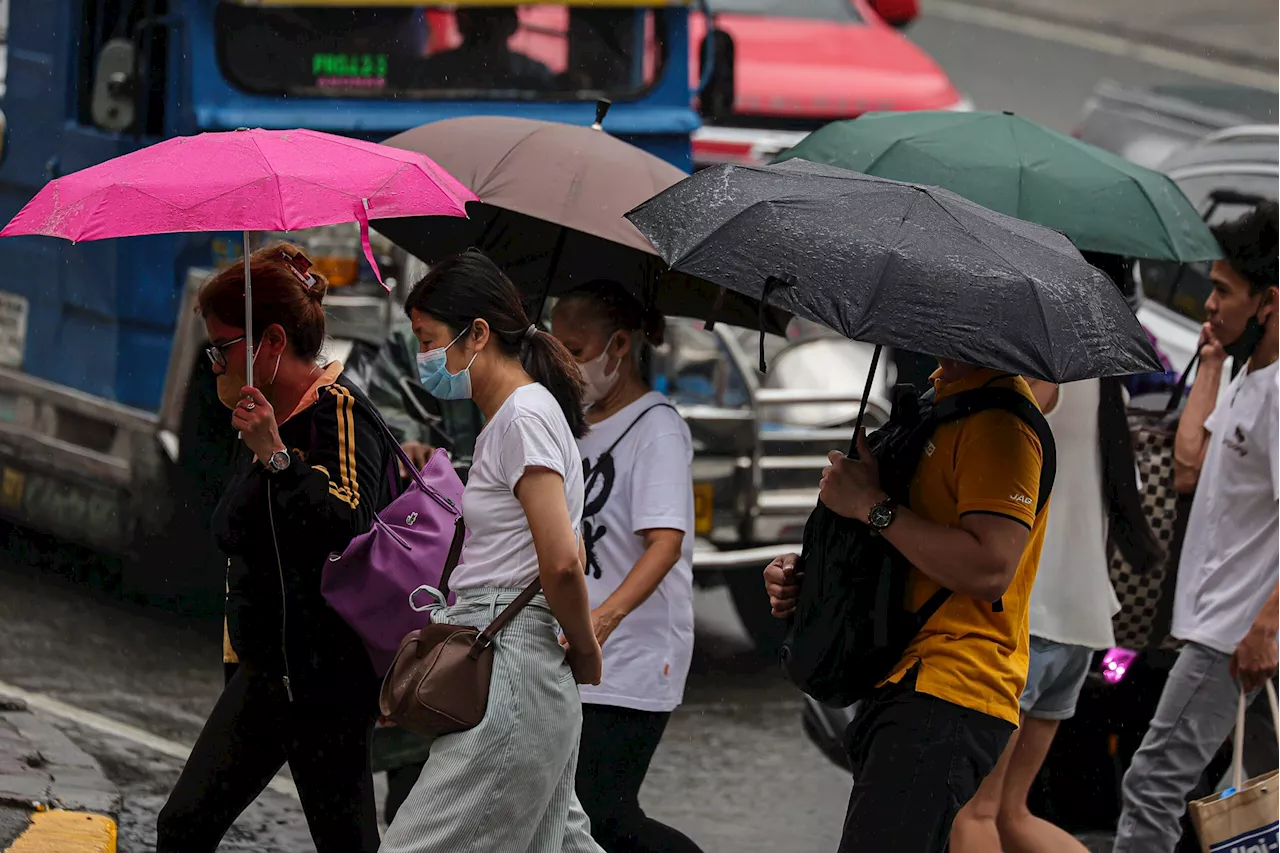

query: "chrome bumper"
xmin=692 ymin=542 xmax=801 ymax=571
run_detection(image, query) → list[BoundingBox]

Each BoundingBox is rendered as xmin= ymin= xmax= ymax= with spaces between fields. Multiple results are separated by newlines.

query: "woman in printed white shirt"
xmin=382 ymin=250 xmax=604 ymax=853
xmin=951 ymin=254 xmax=1164 ymax=853
xmin=551 ymin=282 xmax=704 ymax=853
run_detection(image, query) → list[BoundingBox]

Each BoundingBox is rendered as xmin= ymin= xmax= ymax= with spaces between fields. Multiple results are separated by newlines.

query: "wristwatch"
xmin=266 ymin=449 xmax=291 ymax=474
xmin=867 ymin=495 xmax=897 ymax=532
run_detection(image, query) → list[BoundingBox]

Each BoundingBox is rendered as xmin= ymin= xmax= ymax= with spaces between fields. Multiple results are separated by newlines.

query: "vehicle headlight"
xmin=943 ymin=96 xmax=975 ymax=112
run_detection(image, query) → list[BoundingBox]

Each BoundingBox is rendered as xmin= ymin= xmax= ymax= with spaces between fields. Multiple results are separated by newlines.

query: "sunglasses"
xmin=205 ymin=335 xmax=248 ymax=369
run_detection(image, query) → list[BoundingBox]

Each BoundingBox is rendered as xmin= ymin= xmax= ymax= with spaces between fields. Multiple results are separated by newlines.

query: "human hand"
xmin=1199 ymin=323 xmax=1227 ymax=366
xmin=764 ymin=552 xmax=802 ymax=618
xmin=399 ymin=441 xmax=434 ymax=477
xmin=1231 ymin=620 xmax=1279 ymax=692
xmin=231 ymin=387 xmax=284 ymax=464
xmin=819 ymin=430 xmax=884 ymax=522
xmin=562 ymin=637 xmax=603 ymax=685
xmin=589 ymin=606 xmax=624 ymax=649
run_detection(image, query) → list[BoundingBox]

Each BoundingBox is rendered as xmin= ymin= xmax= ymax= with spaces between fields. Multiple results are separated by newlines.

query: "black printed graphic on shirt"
xmin=581 ymin=452 xmax=616 ymax=580
xmin=1225 ymin=425 xmax=1250 ymax=458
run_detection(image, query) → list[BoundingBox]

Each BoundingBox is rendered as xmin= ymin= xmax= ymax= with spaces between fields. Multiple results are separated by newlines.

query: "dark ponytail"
xmin=1085 ymin=251 xmax=1164 ymax=574
xmin=1098 ymin=377 xmax=1163 ymax=574
xmin=404 ymin=249 xmax=588 ymax=438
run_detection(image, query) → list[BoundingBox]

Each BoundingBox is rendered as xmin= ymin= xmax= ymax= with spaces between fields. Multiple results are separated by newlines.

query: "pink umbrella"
xmin=1 ymin=127 xmax=476 ymax=385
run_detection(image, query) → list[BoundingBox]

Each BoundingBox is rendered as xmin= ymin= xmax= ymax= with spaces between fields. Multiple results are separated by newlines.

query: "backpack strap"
xmin=601 ymin=403 xmax=679 ymax=458
xmin=930 ymin=387 xmax=1057 ymax=513
xmin=583 ymin=403 xmax=680 ymax=506
xmin=908 ymin=384 xmax=1058 ymax=621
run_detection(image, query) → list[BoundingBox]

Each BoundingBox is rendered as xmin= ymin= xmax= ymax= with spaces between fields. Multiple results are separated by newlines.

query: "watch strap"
xmin=267 ymin=449 xmax=291 ymax=473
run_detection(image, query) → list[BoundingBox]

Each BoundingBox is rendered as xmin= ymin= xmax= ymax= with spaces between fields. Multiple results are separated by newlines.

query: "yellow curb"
xmin=5 ymin=811 xmax=116 ymax=853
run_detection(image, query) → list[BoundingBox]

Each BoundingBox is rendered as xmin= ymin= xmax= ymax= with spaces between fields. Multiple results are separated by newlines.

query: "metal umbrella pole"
xmin=243 ymin=230 xmax=254 ymax=389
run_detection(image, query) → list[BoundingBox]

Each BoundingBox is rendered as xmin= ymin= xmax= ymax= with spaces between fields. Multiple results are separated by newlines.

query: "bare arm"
xmin=1175 ymin=330 xmax=1226 ymax=494
xmin=878 ymin=510 xmax=1030 ymax=603
xmin=1233 ymin=582 xmax=1280 ymax=692
xmin=593 ymin=529 xmax=684 ymax=646
xmin=515 ymin=468 xmax=596 ymax=653
xmin=818 ymin=420 xmax=1040 ymax=604
xmin=1025 ymin=378 xmax=1059 ymax=414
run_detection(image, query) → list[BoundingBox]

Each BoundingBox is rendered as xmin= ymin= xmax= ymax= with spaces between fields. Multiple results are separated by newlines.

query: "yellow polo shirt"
xmin=882 ymin=369 xmax=1049 ymax=725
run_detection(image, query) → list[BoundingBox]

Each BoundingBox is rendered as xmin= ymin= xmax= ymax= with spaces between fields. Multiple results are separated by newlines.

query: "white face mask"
xmin=579 ymin=334 xmax=621 ymax=406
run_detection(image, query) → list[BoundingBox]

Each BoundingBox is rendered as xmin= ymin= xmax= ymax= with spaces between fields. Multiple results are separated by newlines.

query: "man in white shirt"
xmin=1114 ymin=202 xmax=1279 ymax=853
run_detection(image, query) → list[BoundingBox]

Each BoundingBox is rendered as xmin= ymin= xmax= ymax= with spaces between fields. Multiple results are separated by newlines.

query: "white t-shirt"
xmin=576 ymin=391 xmax=695 ymax=713
xmin=1028 ymin=379 xmax=1121 ymax=650
xmin=1172 ymin=360 xmax=1280 ymax=655
xmin=451 ymin=384 xmax=585 ymax=592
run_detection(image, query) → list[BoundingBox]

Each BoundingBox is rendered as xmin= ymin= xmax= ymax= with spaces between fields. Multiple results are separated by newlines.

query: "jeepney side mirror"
xmin=699 ymin=29 xmax=735 ymax=122
xmin=90 ymin=38 xmax=139 ymax=134
xmin=866 ymin=0 xmax=918 ymax=29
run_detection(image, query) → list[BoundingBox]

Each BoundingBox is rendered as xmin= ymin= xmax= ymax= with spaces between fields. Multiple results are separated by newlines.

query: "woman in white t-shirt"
xmin=551 ymin=282 xmax=703 ymax=853
xmin=381 ymin=250 xmax=605 ymax=853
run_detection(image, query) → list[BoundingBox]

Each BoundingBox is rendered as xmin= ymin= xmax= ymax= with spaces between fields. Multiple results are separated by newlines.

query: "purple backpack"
xmin=321 ymin=417 xmax=466 ymax=677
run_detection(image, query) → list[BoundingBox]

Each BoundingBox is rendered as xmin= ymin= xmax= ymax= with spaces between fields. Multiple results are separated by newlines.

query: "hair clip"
xmin=280 ymin=249 xmax=317 ymax=289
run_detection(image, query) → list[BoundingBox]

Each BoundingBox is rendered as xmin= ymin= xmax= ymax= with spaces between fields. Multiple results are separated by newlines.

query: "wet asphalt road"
xmin=911 ymin=12 xmax=1208 ymax=132
xmin=0 ymin=535 xmax=849 ymax=853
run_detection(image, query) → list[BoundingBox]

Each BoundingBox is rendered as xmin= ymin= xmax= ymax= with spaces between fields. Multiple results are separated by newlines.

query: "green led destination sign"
xmin=311 ymin=53 xmax=390 ymax=82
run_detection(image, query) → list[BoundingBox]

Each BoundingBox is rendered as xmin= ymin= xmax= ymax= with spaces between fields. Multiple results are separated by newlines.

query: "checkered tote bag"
xmin=1107 ymin=357 xmax=1198 ymax=652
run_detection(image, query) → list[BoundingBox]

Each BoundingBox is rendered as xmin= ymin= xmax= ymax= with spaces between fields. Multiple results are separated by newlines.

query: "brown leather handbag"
xmin=379 ymin=552 xmax=543 ymax=737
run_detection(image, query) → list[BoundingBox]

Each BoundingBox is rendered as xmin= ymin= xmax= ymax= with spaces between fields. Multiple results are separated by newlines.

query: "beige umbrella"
xmin=377 ymin=110 xmax=787 ymax=332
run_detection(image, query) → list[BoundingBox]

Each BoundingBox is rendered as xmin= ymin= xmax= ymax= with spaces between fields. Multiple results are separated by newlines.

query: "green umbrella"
xmin=773 ymin=111 xmax=1222 ymax=262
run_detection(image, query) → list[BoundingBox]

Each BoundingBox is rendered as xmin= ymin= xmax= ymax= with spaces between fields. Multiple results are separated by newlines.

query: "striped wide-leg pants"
xmin=380 ymin=589 xmax=604 ymax=853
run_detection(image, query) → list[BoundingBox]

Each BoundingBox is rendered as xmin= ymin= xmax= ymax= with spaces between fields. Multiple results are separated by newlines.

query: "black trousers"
xmin=157 ymin=665 xmax=379 ymax=853
xmin=840 ymin=674 xmax=1015 ymax=853
xmin=575 ymin=704 xmax=704 ymax=853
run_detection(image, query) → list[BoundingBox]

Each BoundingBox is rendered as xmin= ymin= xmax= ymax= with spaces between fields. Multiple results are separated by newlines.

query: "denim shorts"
xmin=1019 ymin=636 xmax=1093 ymax=721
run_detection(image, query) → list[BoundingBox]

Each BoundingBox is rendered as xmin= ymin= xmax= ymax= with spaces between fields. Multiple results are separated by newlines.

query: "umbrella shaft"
xmin=244 ymin=231 xmax=253 ymax=389
xmin=848 ymin=345 xmax=882 ymax=458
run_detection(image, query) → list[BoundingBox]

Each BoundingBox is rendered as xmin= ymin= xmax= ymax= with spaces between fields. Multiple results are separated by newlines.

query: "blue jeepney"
xmin=0 ymin=0 xmax=721 ymax=611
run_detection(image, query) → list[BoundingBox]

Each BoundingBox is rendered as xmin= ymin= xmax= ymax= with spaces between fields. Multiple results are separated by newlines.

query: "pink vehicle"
xmin=690 ymin=0 xmax=970 ymax=169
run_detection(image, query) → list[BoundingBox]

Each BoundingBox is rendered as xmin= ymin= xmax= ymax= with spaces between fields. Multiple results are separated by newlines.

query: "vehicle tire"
xmin=727 ymin=571 xmax=788 ymax=657
xmin=800 ymin=697 xmax=854 ymax=773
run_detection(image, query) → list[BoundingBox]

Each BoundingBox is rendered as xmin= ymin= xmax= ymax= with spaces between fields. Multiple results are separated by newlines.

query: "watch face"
xmin=270 ymin=450 xmax=289 ymax=471
xmin=869 ymin=504 xmax=894 ymax=529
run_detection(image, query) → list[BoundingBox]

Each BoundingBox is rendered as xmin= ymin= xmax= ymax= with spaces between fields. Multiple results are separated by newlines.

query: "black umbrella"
xmin=626 ymin=159 xmax=1162 ymax=384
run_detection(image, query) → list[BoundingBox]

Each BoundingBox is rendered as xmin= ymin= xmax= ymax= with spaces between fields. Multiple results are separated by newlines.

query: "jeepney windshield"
xmin=216 ymin=3 xmax=666 ymax=101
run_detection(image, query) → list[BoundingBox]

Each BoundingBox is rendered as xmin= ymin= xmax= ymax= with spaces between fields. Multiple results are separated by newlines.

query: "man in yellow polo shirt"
xmin=765 ymin=360 xmax=1048 ymax=852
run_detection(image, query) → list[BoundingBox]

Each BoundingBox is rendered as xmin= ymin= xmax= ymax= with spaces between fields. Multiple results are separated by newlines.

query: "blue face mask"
xmin=416 ymin=328 xmax=477 ymax=400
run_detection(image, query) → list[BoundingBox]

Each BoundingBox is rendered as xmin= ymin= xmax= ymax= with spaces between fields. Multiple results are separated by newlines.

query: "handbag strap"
xmin=467 ymin=580 xmax=544 ymax=659
xmin=1232 ymin=681 xmax=1280 ymax=790
xmin=308 ymin=381 xmax=430 ymax=498
xmin=584 ymin=403 xmax=678 ymax=498
xmin=437 ymin=516 xmax=466 ymax=598
xmin=1165 ymin=350 xmax=1200 ymax=414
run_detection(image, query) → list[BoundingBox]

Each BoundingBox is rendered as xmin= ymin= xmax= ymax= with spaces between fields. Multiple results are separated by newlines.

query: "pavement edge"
xmin=0 ymin=697 xmax=119 ymax=853
xmin=5 ymin=811 xmax=117 ymax=853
